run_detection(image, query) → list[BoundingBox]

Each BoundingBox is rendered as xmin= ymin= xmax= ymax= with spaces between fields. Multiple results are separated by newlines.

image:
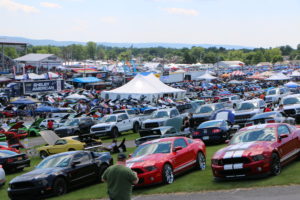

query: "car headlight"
xmin=211 ymin=159 xmax=222 ymax=165
xmin=252 ymin=154 xmax=265 ymax=161
xmin=36 ymin=179 xmax=48 ymax=186
xmin=144 ymin=166 xmax=157 ymax=172
xmin=105 ymin=126 xmax=111 ymax=130
xmin=158 ymin=121 xmax=164 ymax=126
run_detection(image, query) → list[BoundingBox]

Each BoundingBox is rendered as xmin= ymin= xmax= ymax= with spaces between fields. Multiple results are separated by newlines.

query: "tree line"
xmin=3 ymin=41 xmax=300 ymax=65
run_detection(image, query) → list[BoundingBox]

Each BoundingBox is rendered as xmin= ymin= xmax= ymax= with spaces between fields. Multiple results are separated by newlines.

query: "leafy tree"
xmin=86 ymin=41 xmax=97 ymax=59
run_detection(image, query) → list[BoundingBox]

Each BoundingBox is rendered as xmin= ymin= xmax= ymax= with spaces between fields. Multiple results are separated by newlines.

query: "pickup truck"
xmin=54 ymin=117 xmax=95 ymax=137
xmin=281 ymin=94 xmax=300 ymax=123
xmin=141 ymin=108 xmax=183 ymax=132
xmin=265 ymin=87 xmax=290 ymax=104
xmin=90 ymin=113 xmax=140 ymax=138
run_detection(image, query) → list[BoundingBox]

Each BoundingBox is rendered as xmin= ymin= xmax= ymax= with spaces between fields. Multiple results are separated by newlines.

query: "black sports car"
xmin=8 ymin=151 xmax=113 ymax=200
xmin=192 ymin=120 xmax=233 ymax=143
xmin=0 ymin=150 xmax=30 ymax=173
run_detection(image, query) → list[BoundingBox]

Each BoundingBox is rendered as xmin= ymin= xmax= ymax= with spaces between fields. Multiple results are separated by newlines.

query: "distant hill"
xmin=0 ymin=36 xmax=254 ymax=49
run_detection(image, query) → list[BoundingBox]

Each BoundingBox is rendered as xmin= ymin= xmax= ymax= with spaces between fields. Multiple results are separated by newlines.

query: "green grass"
xmin=2 ymin=144 xmax=300 ymax=200
xmin=100 ymin=130 xmax=139 ymax=143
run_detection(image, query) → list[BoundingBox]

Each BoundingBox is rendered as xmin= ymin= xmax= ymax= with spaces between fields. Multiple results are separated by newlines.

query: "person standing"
xmin=102 ymin=153 xmax=138 ymax=200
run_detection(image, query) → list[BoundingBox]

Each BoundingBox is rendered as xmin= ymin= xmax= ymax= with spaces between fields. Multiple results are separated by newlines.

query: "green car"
xmin=18 ymin=118 xmax=44 ymax=137
xmin=0 ymin=133 xmax=6 ymax=141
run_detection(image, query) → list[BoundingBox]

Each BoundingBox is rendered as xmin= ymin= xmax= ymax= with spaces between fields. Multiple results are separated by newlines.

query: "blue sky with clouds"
xmin=0 ymin=0 xmax=299 ymax=48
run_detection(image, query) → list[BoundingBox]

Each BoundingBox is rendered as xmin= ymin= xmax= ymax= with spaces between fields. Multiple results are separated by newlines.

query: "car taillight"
xmin=7 ymin=158 xmax=14 ymax=163
xmin=245 ymin=123 xmax=253 ymax=127
xmin=193 ymin=131 xmax=200 ymax=136
xmin=0 ymin=165 xmax=2 ymax=168
xmin=267 ymin=119 xmax=275 ymax=123
xmin=212 ymin=129 xmax=221 ymax=133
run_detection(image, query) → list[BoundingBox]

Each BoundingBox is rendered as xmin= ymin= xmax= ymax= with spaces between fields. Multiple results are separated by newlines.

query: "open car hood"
xmin=8 ymin=122 xmax=25 ymax=131
xmin=40 ymin=130 xmax=60 ymax=145
xmin=211 ymin=109 xmax=235 ymax=124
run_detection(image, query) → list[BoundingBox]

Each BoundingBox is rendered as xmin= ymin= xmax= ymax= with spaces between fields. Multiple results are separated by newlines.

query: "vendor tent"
xmin=11 ymin=97 xmax=38 ymax=104
xmin=290 ymin=71 xmax=300 ymax=77
xmin=73 ymin=77 xmax=103 ymax=83
xmin=196 ymin=72 xmax=217 ymax=81
xmin=284 ymin=81 xmax=300 ymax=88
xmin=65 ymin=94 xmax=89 ymax=100
xmin=266 ymin=73 xmax=291 ymax=81
xmin=101 ymin=74 xmax=186 ymax=101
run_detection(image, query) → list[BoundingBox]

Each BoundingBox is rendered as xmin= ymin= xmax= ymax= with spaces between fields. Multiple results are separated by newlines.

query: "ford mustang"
xmin=211 ymin=123 xmax=300 ymax=179
xmin=8 ymin=151 xmax=113 ymax=200
xmin=126 ymin=137 xmax=206 ymax=186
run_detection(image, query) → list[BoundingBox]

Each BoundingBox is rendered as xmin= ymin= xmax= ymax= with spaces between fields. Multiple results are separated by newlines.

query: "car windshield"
xmin=198 ymin=121 xmax=223 ymax=128
xmin=132 ymin=142 xmax=171 ymax=157
xmin=36 ymin=154 xmax=72 ymax=168
xmin=283 ymin=97 xmax=300 ymax=105
xmin=143 ymin=109 xmax=156 ymax=115
xmin=267 ymin=90 xmax=277 ymax=95
xmin=66 ymin=119 xmax=79 ymax=126
xmin=230 ymin=127 xmax=276 ymax=144
xmin=152 ymin=111 xmax=169 ymax=118
xmin=100 ymin=115 xmax=117 ymax=123
xmin=197 ymin=106 xmax=213 ymax=113
xmin=236 ymin=102 xmax=257 ymax=111
xmin=251 ymin=112 xmax=277 ymax=120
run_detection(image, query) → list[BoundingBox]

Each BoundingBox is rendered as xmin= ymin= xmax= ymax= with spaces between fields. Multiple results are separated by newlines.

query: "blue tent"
xmin=11 ymin=97 xmax=37 ymax=105
xmin=35 ymin=106 xmax=60 ymax=112
xmin=73 ymin=77 xmax=103 ymax=83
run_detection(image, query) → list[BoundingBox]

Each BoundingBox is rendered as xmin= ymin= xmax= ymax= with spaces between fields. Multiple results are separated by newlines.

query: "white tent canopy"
xmin=284 ymin=81 xmax=300 ymax=88
xmin=290 ymin=70 xmax=300 ymax=77
xmin=101 ymin=74 xmax=186 ymax=101
xmin=196 ymin=72 xmax=217 ymax=80
xmin=266 ymin=73 xmax=291 ymax=80
xmin=66 ymin=94 xmax=89 ymax=100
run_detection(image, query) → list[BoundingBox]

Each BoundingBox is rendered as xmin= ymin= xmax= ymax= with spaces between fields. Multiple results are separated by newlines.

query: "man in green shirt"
xmin=102 ymin=153 xmax=139 ymax=200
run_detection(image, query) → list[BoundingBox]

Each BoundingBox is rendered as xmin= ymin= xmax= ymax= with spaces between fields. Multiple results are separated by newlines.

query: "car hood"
xmin=126 ymin=153 xmax=169 ymax=168
xmin=143 ymin=118 xmax=167 ymax=123
xmin=10 ymin=168 xmax=62 ymax=183
xmin=213 ymin=141 xmax=273 ymax=159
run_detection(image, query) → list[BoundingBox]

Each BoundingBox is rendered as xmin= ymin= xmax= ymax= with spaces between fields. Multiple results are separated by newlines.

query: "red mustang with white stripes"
xmin=211 ymin=123 xmax=300 ymax=179
xmin=126 ymin=137 xmax=206 ymax=186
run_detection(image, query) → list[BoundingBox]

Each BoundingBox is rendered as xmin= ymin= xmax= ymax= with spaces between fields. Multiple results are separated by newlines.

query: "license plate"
xmin=203 ymin=136 xmax=209 ymax=140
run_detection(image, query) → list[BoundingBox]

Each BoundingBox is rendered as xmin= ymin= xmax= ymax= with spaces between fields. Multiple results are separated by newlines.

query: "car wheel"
xmin=270 ymin=153 xmax=281 ymax=176
xmin=40 ymin=151 xmax=49 ymax=159
xmin=111 ymin=127 xmax=119 ymax=138
xmin=30 ymin=131 xmax=36 ymax=137
xmin=196 ymin=152 xmax=206 ymax=170
xmin=53 ymin=177 xmax=67 ymax=196
xmin=68 ymin=148 xmax=75 ymax=151
xmin=133 ymin=122 xmax=139 ymax=133
xmin=98 ymin=164 xmax=109 ymax=182
xmin=162 ymin=164 xmax=174 ymax=184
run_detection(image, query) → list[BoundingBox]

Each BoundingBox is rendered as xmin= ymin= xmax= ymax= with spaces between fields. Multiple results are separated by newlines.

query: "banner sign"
xmin=23 ymin=80 xmax=64 ymax=94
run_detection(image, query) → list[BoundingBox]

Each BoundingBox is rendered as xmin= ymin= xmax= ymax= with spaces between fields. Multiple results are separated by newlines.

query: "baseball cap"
xmin=117 ymin=153 xmax=127 ymax=161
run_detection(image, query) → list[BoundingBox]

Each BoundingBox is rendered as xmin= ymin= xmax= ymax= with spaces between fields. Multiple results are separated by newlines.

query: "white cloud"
xmin=164 ymin=7 xmax=199 ymax=16
xmin=100 ymin=16 xmax=118 ymax=24
xmin=0 ymin=0 xmax=39 ymax=13
xmin=40 ymin=2 xmax=62 ymax=9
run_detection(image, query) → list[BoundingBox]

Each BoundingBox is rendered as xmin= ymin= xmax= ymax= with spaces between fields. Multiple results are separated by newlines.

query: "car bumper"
xmin=134 ymin=169 xmax=163 ymax=187
xmin=4 ymin=159 xmax=30 ymax=171
xmin=212 ymin=158 xmax=272 ymax=179
xmin=8 ymin=186 xmax=53 ymax=200
xmin=193 ymin=134 xmax=227 ymax=143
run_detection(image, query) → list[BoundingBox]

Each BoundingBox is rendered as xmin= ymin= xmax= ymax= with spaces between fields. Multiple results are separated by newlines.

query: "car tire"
xmin=29 ymin=131 xmax=36 ymax=137
xmin=53 ymin=177 xmax=67 ymax=196
xmin=162 ymin=164 xmax=174 ymax=184
xmin=133 ymin=122 xmax=139 ymax=133
xmin=270 ymin=153 xmax=281 ymax=176
xmin=196 ymin=152 xmax=206 ymax=170
xmin=111 ymin=127 xmax=119 ymax=138
xmin=40 ymin=151 xmax=49 ymax=159
xmin=68 ymin=148 xmax=75 ymax=151
xmin=98 ymin=164 xmax=109 ymax=182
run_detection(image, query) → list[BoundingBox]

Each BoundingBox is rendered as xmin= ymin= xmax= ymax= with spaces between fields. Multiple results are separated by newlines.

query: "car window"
xmin=215 ymin=104 xmax=224 ymax=110
xmin=55 ymin=140 xmax=67 ymax=145
xmin=72 ymin=152 xmax=90 ymax=164
xmin=278 ymin=125 xmax=290 ymax=136
xmin=170 ymin=128 xmax=177 ymax=134
xmin=121 ymin=114 xmax=129 ymax=120
xmin=279 ymin=89 xmax=285 ymax=94
xmin=170 ymin=110 xmax=179 ymax=118
xmin=174 ymin=138 xmax=187 ymax=148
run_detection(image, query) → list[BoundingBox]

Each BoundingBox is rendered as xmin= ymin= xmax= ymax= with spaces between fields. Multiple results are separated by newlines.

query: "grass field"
xmin=2 ymin=144 xmax=300 ymax=200
xmin=100 ymin=130 xmax=139 ymax=143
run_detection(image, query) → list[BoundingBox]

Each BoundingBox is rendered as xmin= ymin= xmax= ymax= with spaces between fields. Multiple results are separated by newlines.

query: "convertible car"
xmin=127 ymin=137 xmax=206 ymax=186
xmin=211 ymin=123 xmax=300 ymax=179
xmin=8 ymin=151 xmax=113 ymax=199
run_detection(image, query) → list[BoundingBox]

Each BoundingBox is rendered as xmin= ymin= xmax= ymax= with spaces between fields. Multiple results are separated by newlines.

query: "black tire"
xmin=68 ymin=148 xmax=75 ymax=151
xmin=270 ymin=153 xmax=281 ymax=176
xmin=196 ymin=152 xmax=206 ymax=170
xmin=111 ymin=127 xmax=119 ymax=138
xmin=162 ymin=164 xmax=174 ymax=184
xmin=30 ymin=131 xmax=36 ymax=137
xmin=74 ymin=131 xmax=80 ymax=136
xmin=53 ymin=177 xmax=67 ymax=196
xmin=133 ymin=122 xmax=139 ymax=133
xmin=98 ymin=164 xmax=109 ymax=182
xmin=40 ymin=151 xmax=49 ymax=159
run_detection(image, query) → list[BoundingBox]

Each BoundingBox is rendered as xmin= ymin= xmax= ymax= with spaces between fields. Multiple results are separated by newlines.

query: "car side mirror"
xmin=71 ymin=161 xmax=81 ymax=168
xmin=279 ymin=134 xmax=288 ymax=140
xmin=174 ymin=146 xmax=183 ymax=152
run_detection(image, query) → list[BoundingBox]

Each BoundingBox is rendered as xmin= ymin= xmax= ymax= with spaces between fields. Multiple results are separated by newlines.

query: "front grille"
xmin=145 ymin=123 xmax=159 ymax=129
xmin=221 ymin=157 xmax=251 ymax=165
xmin=220 ymin=168 xmax=251 ymax=176
xmin=132 ymin=168 xmax=144 ymax=174
xmin=284 ymin=109 xmax=295 ymax=116
xmin=91 ymin=127 xmax=106 ymax=132
xmin=10 ymin=181 xmax=35 ymax=189
xmin=235 ymin=114 xmax=252 ymax=120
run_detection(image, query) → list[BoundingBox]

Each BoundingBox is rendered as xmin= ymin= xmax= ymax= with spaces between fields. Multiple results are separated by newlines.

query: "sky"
xmin=0 ymin=0 xmax=299 ymax=48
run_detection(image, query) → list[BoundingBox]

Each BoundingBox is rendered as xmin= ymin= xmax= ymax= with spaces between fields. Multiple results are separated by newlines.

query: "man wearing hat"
xmin=102 ymin=153 xmax=138 ymax=200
